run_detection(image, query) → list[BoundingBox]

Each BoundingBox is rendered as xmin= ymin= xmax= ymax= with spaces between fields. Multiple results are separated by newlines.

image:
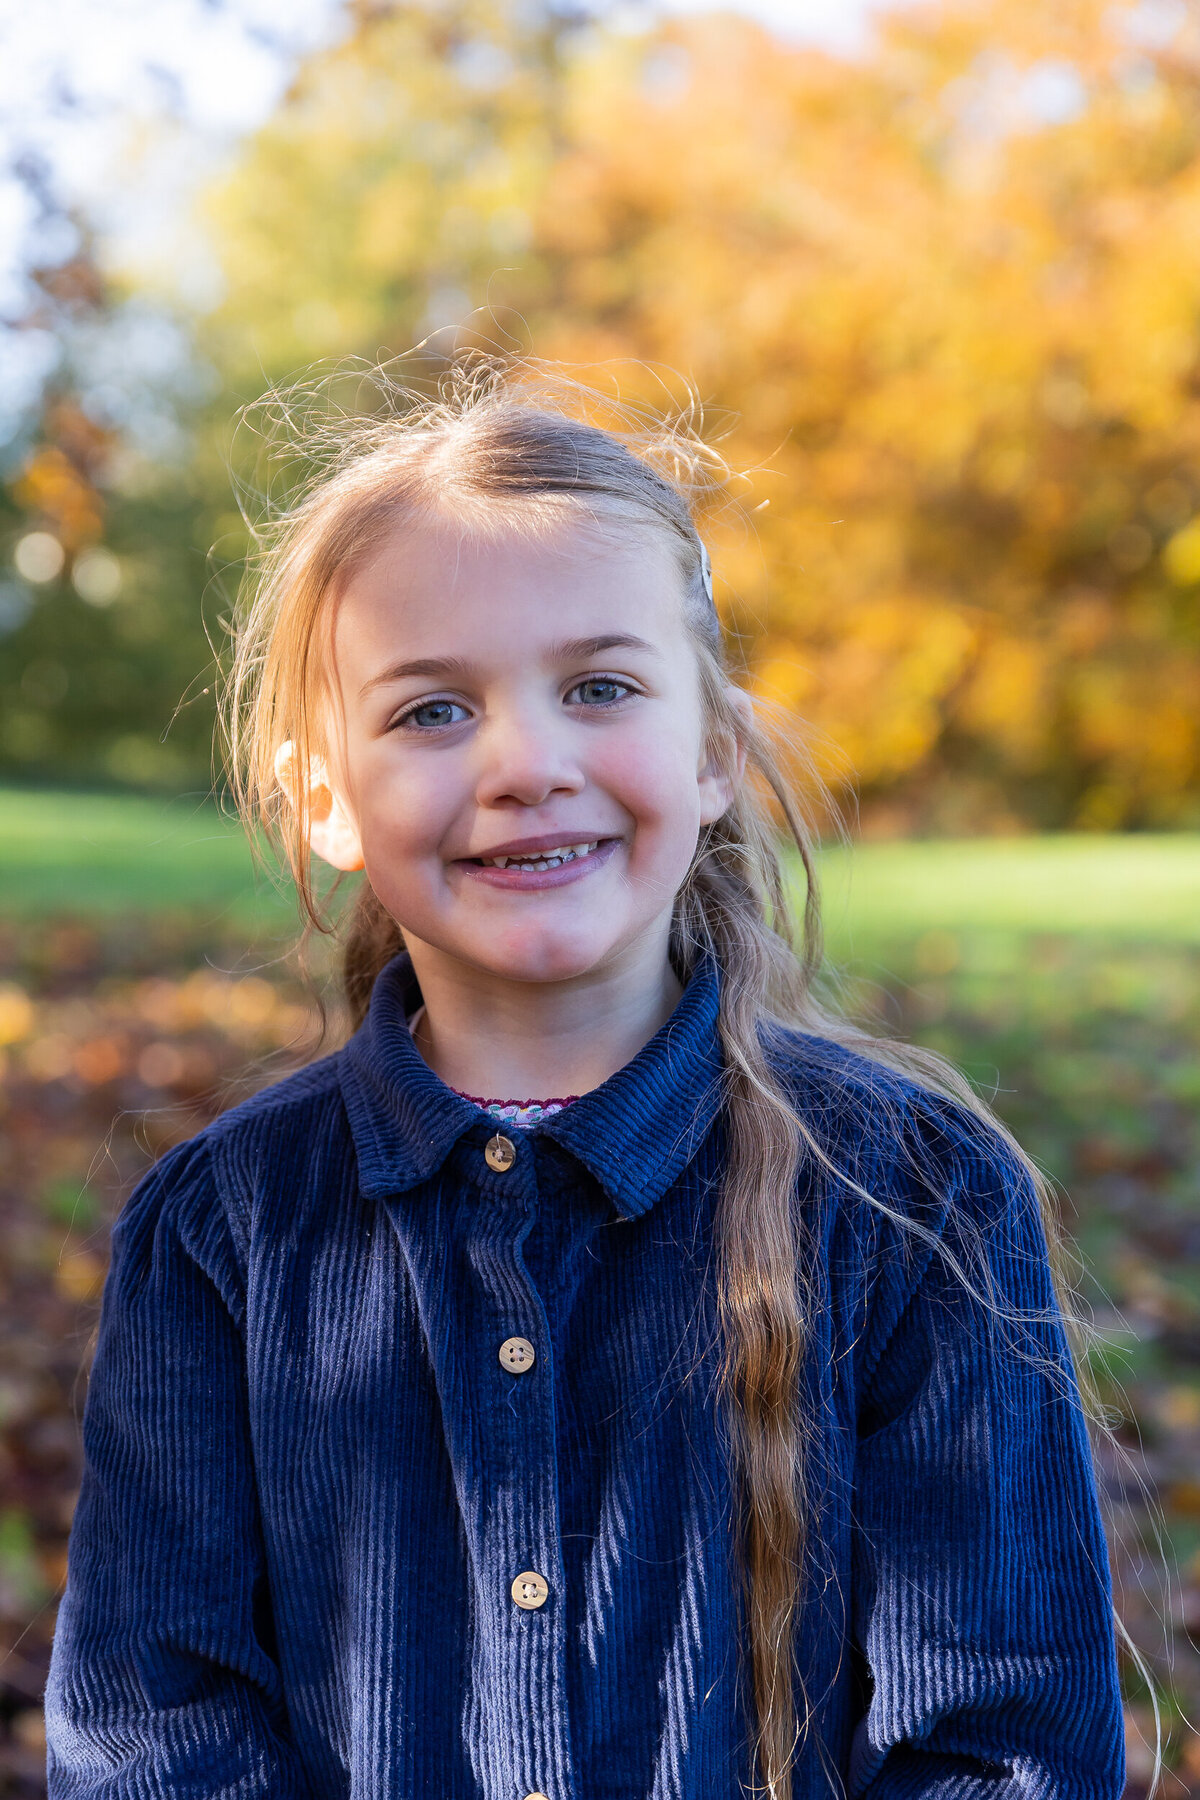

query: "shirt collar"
xmin=338 ymin=950 xmax=725 ymax=1219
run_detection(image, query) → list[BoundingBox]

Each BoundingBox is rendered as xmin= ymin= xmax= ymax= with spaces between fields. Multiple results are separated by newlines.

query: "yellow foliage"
xmin=196 ymin=0 xmax=1200 ymax=828
xmin=13 ymin=447 xmax=103 ymax=550
xmin=958 ymin=638 xmax=1048 ymax=769
xmin=1164 ymin=519 xmax=1200 ymax=587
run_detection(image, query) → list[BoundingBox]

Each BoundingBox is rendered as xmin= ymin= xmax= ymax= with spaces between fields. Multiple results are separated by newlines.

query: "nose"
xmin=472 ymin=705 xmax=585 ymax=809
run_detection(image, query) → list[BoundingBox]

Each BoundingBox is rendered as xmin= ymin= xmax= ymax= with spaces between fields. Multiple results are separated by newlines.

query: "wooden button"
xmin=485 ymin=1133 xmax=516 ymax=1172
xmin=525 ymin=1793 xmax=550 ymax=1799
xmin=499 ymin=1336 xmax=536 ymax=1374
xmin=511 ymin=1570 xmax=549 ymax=1610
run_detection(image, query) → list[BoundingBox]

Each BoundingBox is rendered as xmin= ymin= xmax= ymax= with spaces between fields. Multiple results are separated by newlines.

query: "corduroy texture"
xmin=45 ymin=953 xmax=1124 ymax=1798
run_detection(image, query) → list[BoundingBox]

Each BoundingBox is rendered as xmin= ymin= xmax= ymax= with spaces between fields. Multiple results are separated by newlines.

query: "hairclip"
xmin=700 ymin=542 xmax=714 ymax=606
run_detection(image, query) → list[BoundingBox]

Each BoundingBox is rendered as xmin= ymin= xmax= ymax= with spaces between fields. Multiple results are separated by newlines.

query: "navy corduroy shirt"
xmin=46 ymin=952 xmax=1125 ymax=1798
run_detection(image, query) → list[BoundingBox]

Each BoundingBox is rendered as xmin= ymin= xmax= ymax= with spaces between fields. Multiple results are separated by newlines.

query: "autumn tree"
xmin=199 ymin=0 xmax=1200 ymax=829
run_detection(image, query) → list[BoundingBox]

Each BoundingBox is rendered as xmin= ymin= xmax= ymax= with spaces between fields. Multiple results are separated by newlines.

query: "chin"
xmin=475 ymin=927 xmax=620 ymax=986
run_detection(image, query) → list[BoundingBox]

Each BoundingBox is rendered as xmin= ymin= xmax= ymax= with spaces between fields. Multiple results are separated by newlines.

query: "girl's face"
xmin=316 ymin=511 xmax=739 ymax=989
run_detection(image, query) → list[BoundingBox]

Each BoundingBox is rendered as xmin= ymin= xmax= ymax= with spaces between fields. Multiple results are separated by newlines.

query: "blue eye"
xmin=397 ymin=699 xmax=469 ymax=731
xmin=568 ymin=678 xmax=632 ymax=707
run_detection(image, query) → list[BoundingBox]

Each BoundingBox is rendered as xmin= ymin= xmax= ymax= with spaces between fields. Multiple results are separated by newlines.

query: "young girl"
xmin=45 ymin=367 xmax=1126 ymax=1799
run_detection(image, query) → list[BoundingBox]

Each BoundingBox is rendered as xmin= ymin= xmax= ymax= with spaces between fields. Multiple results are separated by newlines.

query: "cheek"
xmin=355 ymin=749 xmax=456 ymax=859
xmin=595 ymin=726 xmax=704 ymax=847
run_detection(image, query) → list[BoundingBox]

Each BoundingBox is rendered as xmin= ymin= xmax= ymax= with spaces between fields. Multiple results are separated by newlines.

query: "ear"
xmin=697 ymin=685 xmax=751 ymax=826
xmin=273 ymin=741 xmax=365 ymax=873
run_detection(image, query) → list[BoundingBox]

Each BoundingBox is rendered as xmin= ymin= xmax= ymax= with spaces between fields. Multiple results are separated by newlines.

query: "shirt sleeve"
xmin=847 ymin=1102 xmax=1126 ymax=1797
xmin=44 ymin=1135 xmax=313 ymax=1798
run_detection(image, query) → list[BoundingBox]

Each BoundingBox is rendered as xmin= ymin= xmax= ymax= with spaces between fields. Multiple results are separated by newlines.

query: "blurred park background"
xmin=2 ymin=0 xmax=1200 ymax=1791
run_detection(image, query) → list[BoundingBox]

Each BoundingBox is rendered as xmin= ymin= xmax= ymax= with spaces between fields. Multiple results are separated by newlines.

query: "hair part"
xmin=220 ymin=356 xmax=1149 ymax=1799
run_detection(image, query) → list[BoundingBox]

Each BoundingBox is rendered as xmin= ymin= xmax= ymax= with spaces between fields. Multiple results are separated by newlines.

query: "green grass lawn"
xmin=0 ymin=788 xmax=296 ymax=933
xmin=3 ymin=785 xmax=1199 ymax=949
xmin=816 ymin=833 xmax=1200 ymax=951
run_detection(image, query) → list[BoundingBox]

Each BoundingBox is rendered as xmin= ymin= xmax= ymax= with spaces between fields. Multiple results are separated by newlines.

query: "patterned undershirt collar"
xmin=452 ymin=1093 xmax=579 ymax=1128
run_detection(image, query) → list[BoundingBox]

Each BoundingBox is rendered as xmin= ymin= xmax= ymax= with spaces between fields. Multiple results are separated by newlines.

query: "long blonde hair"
xmin=222 ymin=357 xmax=1135 ymax=1799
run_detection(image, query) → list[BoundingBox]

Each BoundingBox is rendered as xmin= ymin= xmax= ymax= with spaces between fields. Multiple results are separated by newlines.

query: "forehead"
xmin=330 ymin=510 xmax=690 ymax=680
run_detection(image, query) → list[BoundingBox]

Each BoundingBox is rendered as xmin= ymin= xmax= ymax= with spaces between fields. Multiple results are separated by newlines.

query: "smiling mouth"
xmin=465 ymin=839 xmax=609 ymax=873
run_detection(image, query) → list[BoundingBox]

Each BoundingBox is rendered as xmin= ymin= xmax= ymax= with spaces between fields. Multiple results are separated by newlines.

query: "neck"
xmin=403 ymin=930 xmax=684 ymax=1100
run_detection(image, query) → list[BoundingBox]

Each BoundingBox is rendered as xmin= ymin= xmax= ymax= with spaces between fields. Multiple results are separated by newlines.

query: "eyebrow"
xmin=357 ymin=634 xmax=662 ymax=699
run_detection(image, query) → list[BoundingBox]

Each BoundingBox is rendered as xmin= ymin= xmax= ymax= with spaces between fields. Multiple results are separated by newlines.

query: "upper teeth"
xmin=480 ymin=841 xmax=600 ymax=869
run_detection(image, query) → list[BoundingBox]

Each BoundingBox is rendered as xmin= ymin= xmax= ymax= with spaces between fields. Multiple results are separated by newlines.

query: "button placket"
xmin=464 ymin=1133 xmax=576 ymax=1800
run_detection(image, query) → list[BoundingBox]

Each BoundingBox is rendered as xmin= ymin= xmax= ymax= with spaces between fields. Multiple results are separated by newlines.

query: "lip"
xmin=452 ymin=836 xmax=621 ymax=892
xmin=456 ymin=831 xmax=619 ymax=862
